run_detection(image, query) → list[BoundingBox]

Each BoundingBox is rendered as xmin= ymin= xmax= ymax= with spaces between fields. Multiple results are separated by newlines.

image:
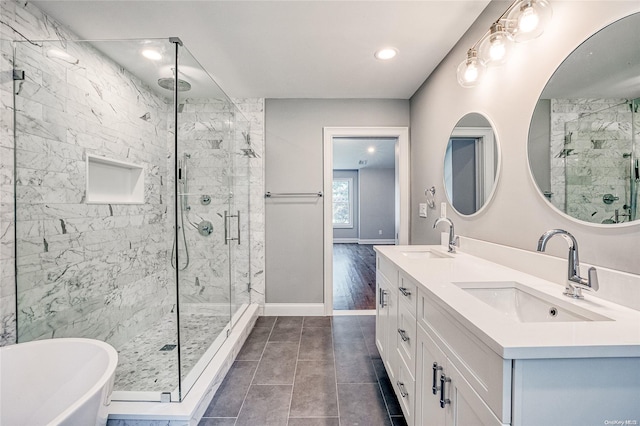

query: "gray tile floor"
xmin=199 ymin=315 xmax=407 ymax=426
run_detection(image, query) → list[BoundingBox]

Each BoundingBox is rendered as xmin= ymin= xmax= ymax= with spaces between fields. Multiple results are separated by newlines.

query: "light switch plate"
xmin=440 ymin=202 xmax=447 ymax=218
xmin=419 ymin=203 xmax=428 ymax=218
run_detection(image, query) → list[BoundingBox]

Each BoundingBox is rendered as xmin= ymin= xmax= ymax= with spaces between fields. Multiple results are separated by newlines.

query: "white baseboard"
xmin=333 ymin=238 xmax=395 ymax=245
xmin=333 ymin=309 xmax=376 ymax=316
xmin=333 ymin=238 xmax=359 ymax=244
xmin=358 ymin=239 xmax=395 ymax=245
xmin=263 ymin=303 xmax=326 ymax=316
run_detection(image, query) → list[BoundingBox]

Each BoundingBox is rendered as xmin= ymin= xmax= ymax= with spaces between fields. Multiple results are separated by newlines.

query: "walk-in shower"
xmin=12 ymin=37 xmax=253 ymax=402
xmin=552 ymin=98 xmax=640 ymax=224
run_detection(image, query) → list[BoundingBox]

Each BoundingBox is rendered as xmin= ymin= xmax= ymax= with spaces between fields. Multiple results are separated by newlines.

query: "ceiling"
xmin=333 ymin=138 xmax=396 ymax=170
xmin=31 ymin=0 xmax=491 ymax=99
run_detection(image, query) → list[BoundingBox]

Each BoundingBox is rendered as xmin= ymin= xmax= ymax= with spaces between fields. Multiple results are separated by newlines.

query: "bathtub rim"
xmin=0 ymin=337 xmax=118 ymax=425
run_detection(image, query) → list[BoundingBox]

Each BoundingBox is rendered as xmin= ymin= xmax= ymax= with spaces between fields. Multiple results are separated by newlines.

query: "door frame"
xmin=323 ymin=127 xmax=410 ymax=315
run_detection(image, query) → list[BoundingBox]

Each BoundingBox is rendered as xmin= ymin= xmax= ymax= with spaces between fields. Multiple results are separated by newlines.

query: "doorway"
xmin=323 ymin=127 xmax=410 ymax=315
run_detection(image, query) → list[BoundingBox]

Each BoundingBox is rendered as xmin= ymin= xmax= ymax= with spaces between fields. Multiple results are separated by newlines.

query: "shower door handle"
xmin=225 ymin=210 xmax=241 ymax=245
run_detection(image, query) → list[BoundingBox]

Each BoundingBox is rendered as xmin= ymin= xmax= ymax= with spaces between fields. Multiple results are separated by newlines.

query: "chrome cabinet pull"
xmin=380 ymin=289 xmax=388 ymax=307
xmin=439 ymin=374 xmax=451 ymax=408
xmin=432 ymin=362 xmax=443 ymax=395
xmin=397 ymin=328 xmax=409 ymax=342
xmin=399 ymin=287 xmax=411 ymax=297
xmin=397 ymin=381 xmax=409 ymax=398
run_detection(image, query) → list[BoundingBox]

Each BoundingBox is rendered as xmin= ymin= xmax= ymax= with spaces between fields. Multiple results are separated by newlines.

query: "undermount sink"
xmin=454 ymin=281 xmax=612 ymax=323
xmin=400 ymin=250 xmax=452 ymax=259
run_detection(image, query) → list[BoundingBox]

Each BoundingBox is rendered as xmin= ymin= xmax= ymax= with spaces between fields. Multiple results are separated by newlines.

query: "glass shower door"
xmin=229 ymin=113 xmax=253 ymax=325
xmin=174 ymin=43 xmax=235 ymax=399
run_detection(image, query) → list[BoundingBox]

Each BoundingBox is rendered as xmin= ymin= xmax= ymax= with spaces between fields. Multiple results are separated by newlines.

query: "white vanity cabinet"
xmin=375 ymin=247 xmax=640 ymax=426
xmin=376 ymin=255 xmax=399 ymax=379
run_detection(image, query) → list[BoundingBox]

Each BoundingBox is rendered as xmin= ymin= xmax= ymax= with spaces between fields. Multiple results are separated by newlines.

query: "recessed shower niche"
xmin=85 ymin=154 xmax=144 ymax=204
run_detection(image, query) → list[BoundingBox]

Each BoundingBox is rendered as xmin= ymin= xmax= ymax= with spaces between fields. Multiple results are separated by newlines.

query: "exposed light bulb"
xmin=489 ymin=38 xmax=506 ymax=61
xmin=456 ymin=49 xmax=485 ymax=87
xmin=505 ymin=0 xmax=552 ymax=42
xmin=478 ymin=22 xmax=513 ymax=67
xmin=368 ymin=147 xmax=376 ymax=153
xmin=518 ymin=5 xmax=540 ymax=33
xmin=464 ymin=63 xmax=479 ymax=83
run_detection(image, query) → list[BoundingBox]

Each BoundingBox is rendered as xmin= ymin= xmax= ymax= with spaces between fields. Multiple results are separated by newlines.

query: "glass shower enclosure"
xmin=553 ymin=98 xmax=639 ymax=224
xmin=12 ymin=37 xmax=252 ymax=401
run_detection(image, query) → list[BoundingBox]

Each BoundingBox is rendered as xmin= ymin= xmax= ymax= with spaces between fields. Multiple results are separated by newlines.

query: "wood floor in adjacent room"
xmin=333 ymin=243 xmax=377 ymax=311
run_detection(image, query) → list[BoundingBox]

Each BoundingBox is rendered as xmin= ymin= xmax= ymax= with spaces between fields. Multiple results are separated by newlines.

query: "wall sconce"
xmin=457 ymin=0 xmax=552 ymax=87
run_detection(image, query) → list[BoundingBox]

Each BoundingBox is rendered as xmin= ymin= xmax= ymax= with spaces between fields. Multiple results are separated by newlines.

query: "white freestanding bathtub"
xmin=0 ymin=338 xmax=118 ymax=426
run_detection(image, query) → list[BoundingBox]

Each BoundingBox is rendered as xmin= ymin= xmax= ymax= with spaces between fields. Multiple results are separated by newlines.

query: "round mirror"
xmin=528 ymin=12 xmax=640 ymax=225
xmin=444 ymin=112 xmax=500 ymax=216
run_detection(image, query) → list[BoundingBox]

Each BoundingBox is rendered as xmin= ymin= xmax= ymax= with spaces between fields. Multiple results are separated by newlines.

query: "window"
xmin=332 ymin=178 xmax=353 ymax=228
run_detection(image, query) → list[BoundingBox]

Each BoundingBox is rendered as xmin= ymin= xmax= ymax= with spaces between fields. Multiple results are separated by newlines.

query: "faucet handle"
xmin=587 ymin=267 xmax=599 ymax=292
xmin=453 ymin=236 xmax=460 ymax=247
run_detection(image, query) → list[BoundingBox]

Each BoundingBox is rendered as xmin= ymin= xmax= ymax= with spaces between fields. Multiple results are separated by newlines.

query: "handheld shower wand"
xmin=171 ymin=153 xmax=192 ymax=270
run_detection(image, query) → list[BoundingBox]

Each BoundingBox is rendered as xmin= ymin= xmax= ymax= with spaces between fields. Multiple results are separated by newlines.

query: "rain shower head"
xmin=158 ymin=77 xmax=192 ymax=92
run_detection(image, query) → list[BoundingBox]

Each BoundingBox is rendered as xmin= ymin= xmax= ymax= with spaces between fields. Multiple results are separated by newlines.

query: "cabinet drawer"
xmin=393 ymin=352 xmax=416 ymax=426
xmin=418 ymin=288 xmax=512 ymax=423
xmin=396 ymin=302 xmax=417 ymax=377
xmin=377 ymin=255 xmax=398 ymax=288
xmin=398 ymin=273 xmax=417 ymax=317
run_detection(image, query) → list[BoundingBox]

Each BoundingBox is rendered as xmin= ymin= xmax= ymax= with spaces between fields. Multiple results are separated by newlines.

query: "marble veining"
xmin=550 ymin=98 xmax=638 ymax=224
xmin=1 ymin=0 xmax=266 ymax=406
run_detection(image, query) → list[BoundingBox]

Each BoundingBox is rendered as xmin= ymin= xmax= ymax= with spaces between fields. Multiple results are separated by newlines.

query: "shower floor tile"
xmin=114 ymin=312 xmax=230 ymax=392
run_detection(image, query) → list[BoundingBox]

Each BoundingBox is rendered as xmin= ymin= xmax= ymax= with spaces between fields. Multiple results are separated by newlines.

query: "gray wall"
xmin=410 ymin=1 xmax=640 ymax=275
xmin=265 ymin=99 xmax=410 ymax=303
xmin=333 ymin=170 xmax=359 ymax=240
xmin=359 ymin=168 xmax=396 ymax=240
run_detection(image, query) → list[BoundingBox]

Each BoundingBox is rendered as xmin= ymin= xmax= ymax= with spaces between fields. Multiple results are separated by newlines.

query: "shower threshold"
xmin=107 ymin=303 xmax=259 ymax=425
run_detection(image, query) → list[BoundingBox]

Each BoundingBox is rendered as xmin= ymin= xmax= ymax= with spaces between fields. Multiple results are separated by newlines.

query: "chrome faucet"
xmin=433 ymin=217 xmax=459 ymax=253
xmin=536 ymin=229 xmax=599 ymax=299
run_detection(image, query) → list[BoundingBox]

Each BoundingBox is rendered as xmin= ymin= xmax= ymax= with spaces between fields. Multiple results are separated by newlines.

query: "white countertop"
xmin=374 ymin=244 xmax=640 ymax=359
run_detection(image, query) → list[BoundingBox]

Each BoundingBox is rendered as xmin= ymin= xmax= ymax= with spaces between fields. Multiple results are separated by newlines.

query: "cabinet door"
xmin=376 ymin=271 xmax=399 ymax=380
xmin=415 ymin=325 xmax=447 ymax=426
xmin=375 ymin=272 xmax=390 ymax=362
xmin=416 ymin=325 xmax=505 ymax=426
xmin=385 ymin=285 xmax=399 ymax=380
xmin=446 ymin=361 xmax=505 ymax=426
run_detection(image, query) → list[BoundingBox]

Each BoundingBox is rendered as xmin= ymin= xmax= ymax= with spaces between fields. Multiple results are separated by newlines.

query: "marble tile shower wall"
xmin=0 ymin=0 xmax=75 ymax=346
xmin=176 ymin=97 xmax=265 ymax=314
xmin=13 ymin=40 xmax=174 ymax=346
xmin=550 ymin=99 xmax=634 ymax=224
xmin=175 ymin=98 xmax=241 ymax=314
xmin=0 ymin=0 xmax=266 ymax=348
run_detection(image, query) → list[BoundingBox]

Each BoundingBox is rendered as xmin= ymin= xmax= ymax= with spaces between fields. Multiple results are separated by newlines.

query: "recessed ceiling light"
xmin=142 ymin=49 xmax=162 ymax=61
xmin=368 ymin=147 xmax=376 ymax=153
xmin=374 ymin=48 xmax=398 ymax=61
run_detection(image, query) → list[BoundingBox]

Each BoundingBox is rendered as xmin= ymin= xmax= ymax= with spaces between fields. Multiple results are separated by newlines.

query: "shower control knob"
xmin=201 ymin=194 xmax=211 ymax=205
xmin=198 ymin=220 xmax=213 ymax=236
